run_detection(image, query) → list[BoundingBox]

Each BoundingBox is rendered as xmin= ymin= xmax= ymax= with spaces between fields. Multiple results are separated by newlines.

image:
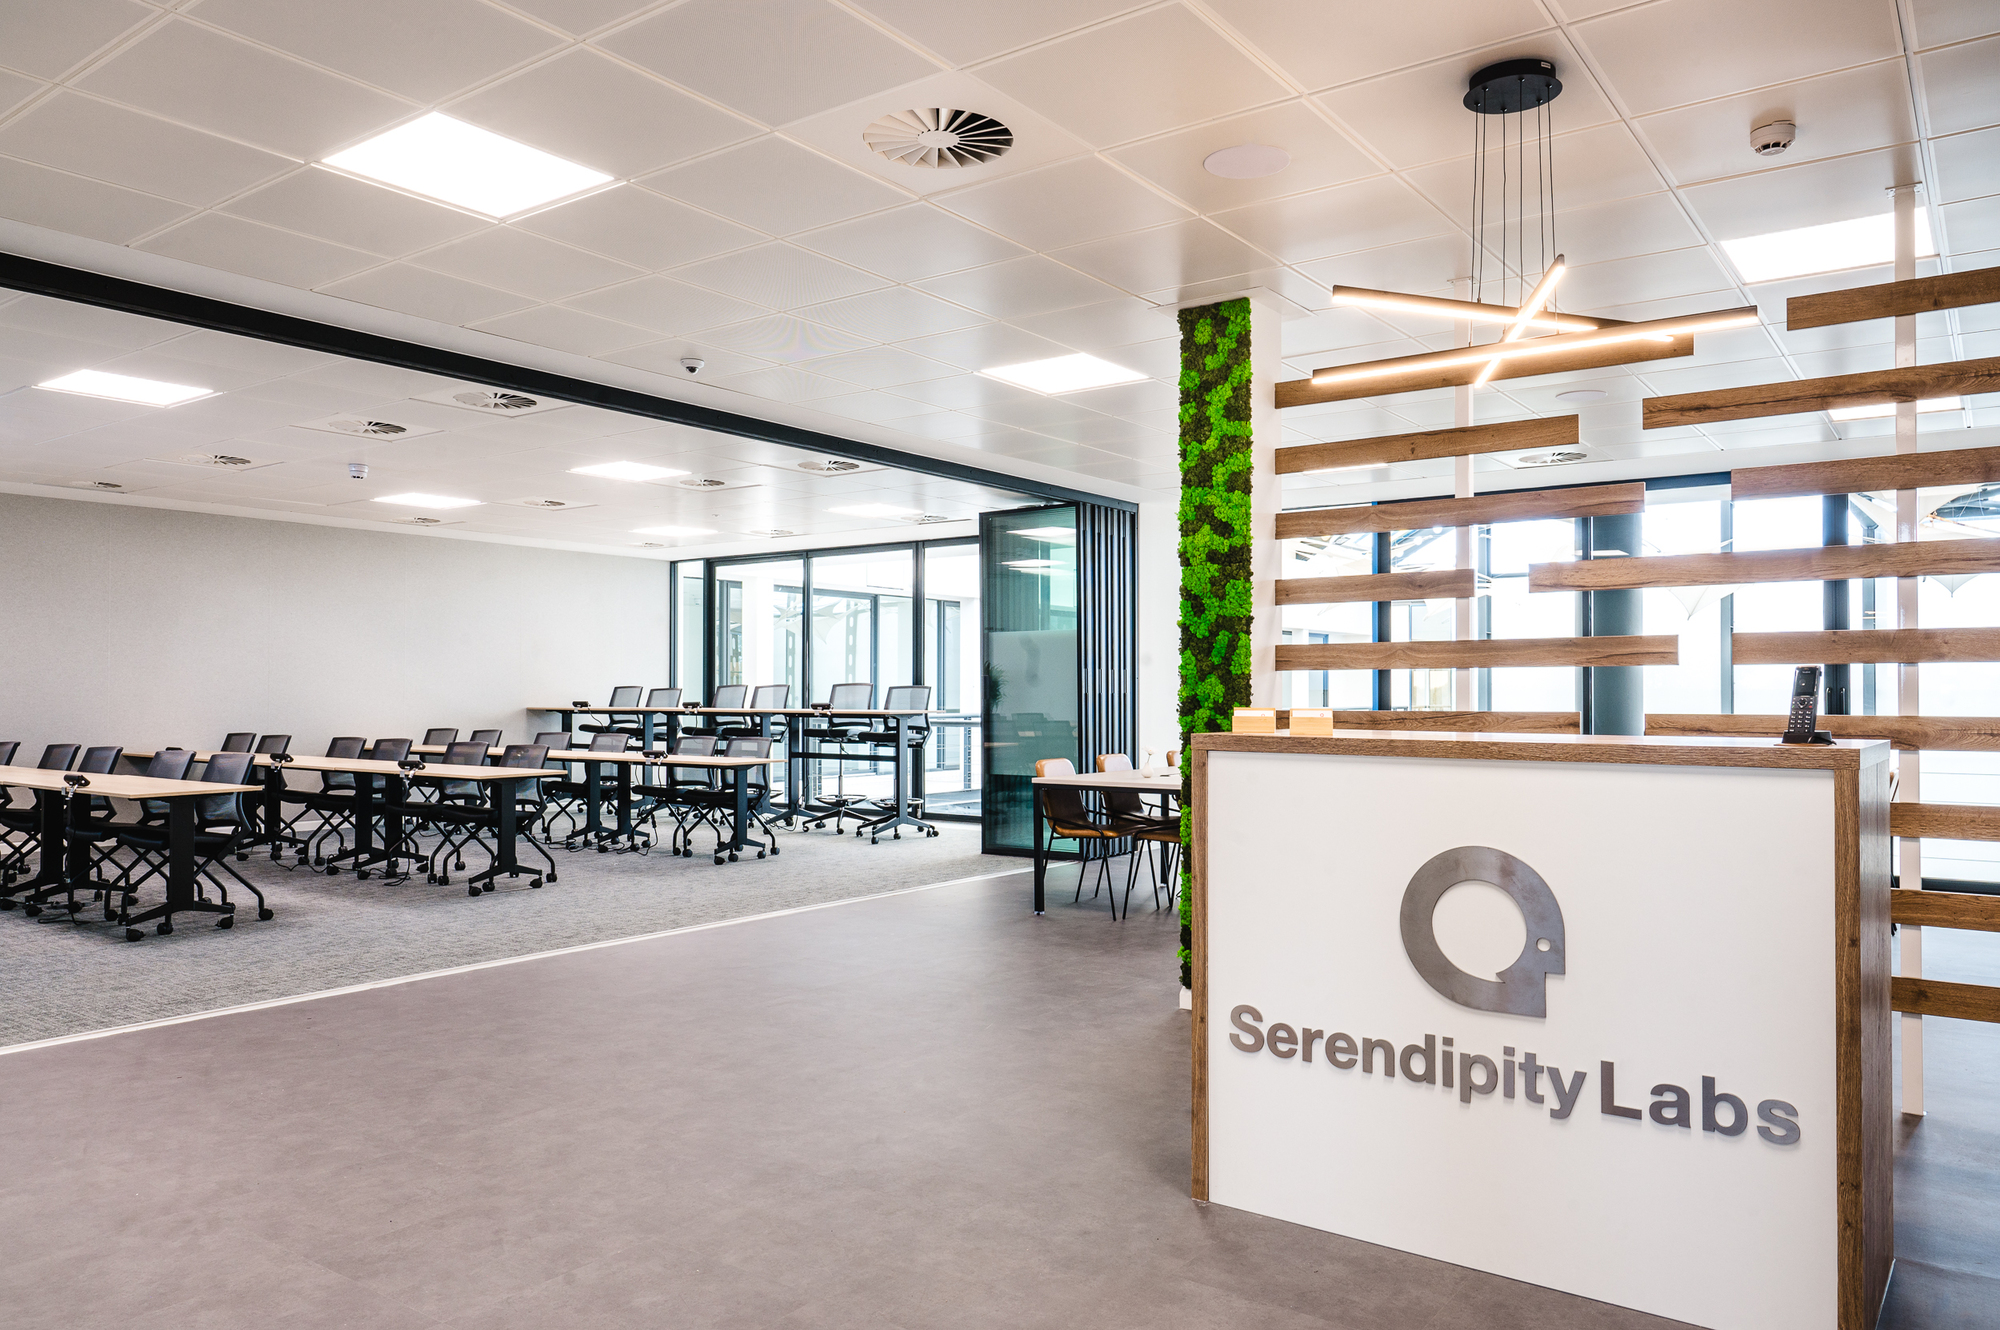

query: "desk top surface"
xmin=124 ymin=751 xmax=560 ymax=779
xmin=1193 ymin=729 xmax=1889 ymax=770
xmin=538 ymin=705 xmax=937 ymax=717
xmin=1033 ymin=769 xmax=1183 ymax=789
xmin=0 ymin=765 xmax=261 ymax=797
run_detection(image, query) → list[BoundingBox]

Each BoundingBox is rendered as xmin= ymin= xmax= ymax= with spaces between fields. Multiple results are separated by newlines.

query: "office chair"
xmin=611 ymin=689 xmax=682 ymax=746
xmin=1097 ymin=754 xmax=1179 ymax=916
xmin=1 ymin=744 xmax=81 ymax=887
xmin=220 ymin=732 xmax=256 ymax=753
xmin=542 ymin=732 xmax=629 ymax=849
xmin=420 ymin=744 xmax=558 ymax=894
xmin=678 ymin=736 xmax=776 ymax=863
xmin=639 ymin=735 xmax=719 ymax=858
xmin=854 ymin=686 xmax=936 ymax=842
xmin=280 ymin=736 xmax=365 ymax=867
xmin=0 ymin=742 xmax=17 ymax=766
xmin=679 ymin=684 xmax=749 ymax=739
xmin=254 ymin=734 xmax=291 ymax=755
xmin=422 ymin=728 xmax=458 ymax=747
xmin=579 ymin=686 xmax=644 ymax=737
xmin=716 ymin=685 xmax=788 ymax=741
xmin=79 ymin=749 xmax=195 ymax=919
xmin=803 ymin=683 xmax=875 ymax=832
xmin=109 ymin=750 xmax=271 ymax=937
xmin=468 ymin=729 xmax=503 ymax=749
xmin=400 ymin=740 xmax=489 ymax=885
xmin=1034 ymin=758 xmax=1129 ymax=919
xmin=13 ymin=745 xmax=126 ymax=917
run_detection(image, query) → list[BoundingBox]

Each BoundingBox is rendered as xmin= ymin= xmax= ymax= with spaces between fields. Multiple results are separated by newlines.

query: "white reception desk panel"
xmin=1190 ymin=732 xmax=1891 ymax=1330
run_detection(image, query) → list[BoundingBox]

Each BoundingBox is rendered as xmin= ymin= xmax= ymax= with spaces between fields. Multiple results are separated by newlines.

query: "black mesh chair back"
xmin=668 ymin=735 xmax=718 ymax=786
xmin=710 ymin=684 xmax=749 ymax=709
xmin=255 ymin=734 xmax=291 ymax=755
xmin=322 ymin=736 xmax=366 ymax=790
xmin=826 ymin=683 xmax=874 ymax=711
xmin=607 ymin=686 xmax=642 ymax=708
xmin=749 ymin=685 xmax=788 ymax=709
xmin=469 ymin=729 xmax=503 ymax=748
xmin=368 ymin=738 xmax=413 ymax=763
xmin=422 ymin=728 xmax=458 ymax=746
xmin=533 ymin=732 xmax=574 ymax=750
xmin=588 ymin=732 xmax=630 ymax=752
xmin=645 ymin=688 xmax=681 ymax=707
xmin=438 ymin=741 xmax=488 ymax=801
xmin=724 ymin=737 xmax=772 ymax=760
xmin=145 ymin=749 xmax=195 ymax=779
xmin=883 ymin=685 xmax=929 ymax=713
xmin=79 ymin=746 xmax=123 ymax=775
xmin=37 ymin=744 xmax=81 ymax=771
xmin=196 ymin=751 xmax=256 ymax=826
xmin=500 ymin=744 xmax=552 ymax=805
xmin=220 ymin=732 xmax=256 ymax=753
xmin=0 ymin=741 xmax=19 ymax=766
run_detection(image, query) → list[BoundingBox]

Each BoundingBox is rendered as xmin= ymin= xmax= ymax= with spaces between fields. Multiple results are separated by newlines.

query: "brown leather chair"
xmin=1095 ymin=753 xmax=1180 ymax=915
xmin=1036 ymin=757 xmax=1129 ymax=918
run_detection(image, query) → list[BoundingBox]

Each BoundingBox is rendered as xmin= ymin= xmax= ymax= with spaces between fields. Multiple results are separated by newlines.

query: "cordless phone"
xmin=1779 ymin=666 xmax=1834 ymax=745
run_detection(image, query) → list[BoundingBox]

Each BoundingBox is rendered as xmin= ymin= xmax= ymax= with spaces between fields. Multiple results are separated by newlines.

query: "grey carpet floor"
xmin=0 ymin=819 xmax=1045 ymax=1047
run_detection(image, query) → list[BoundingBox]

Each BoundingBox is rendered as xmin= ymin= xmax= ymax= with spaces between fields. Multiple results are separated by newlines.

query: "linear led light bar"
xmin=1309 ymin=307 xmax=1761 ymax=387
xmin=1474 ymin=257 xmax=1568 ymax=388
xmin=1329 ymin=285 xmax=1609 ymax=333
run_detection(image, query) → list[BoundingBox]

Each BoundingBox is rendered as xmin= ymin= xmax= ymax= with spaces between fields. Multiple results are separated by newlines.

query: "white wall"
xmin=0 ymin=494 xmax=669 ymax=756
xmin=1137 ymin=497 xmax=1180 ymax=756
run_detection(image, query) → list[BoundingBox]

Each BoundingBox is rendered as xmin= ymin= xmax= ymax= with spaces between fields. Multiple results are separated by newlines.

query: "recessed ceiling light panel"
xmin=323 ymin=113 xmax=611 ymax=219
xmin=569 ymin=461 xmax=690 ymax=482
xmin=979 ymin=353 xmax=1147 ymax=395
xmin=37 ymin=369 xmax=212 ymax=406
xmin=1720 ymin=209 xmax=1937 ymax=284
xmin=372 ymin=492 xmax=482 ymax=510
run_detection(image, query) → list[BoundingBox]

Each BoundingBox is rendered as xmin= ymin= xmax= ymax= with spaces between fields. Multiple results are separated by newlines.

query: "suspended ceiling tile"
xmin=0 ymin=0 xmax=152 ymax=81
xmin=1109 ymin=101 xmax=1380 ymax=214
xmin=1939 ymin=196 xmax=2000 ymax=256
xmin=1635 ymin=60 xmax=1916 ymax=189
xmin=1278 ymin=307 xmax=1407 ymax=359
xmin=1574 ymin=0 xmax=1900 ymax=117
xmin=1932 ymin=126 xmax=2000 ymax=205
xmin=792 ymin=204 xmax=1028 ymax=283
xmin=1909 ymin=0 xmax=2000 ymax=47
xmin=1050 ymin=219 xmax=1272 ymax=294
xmin=643 ymin=137 xmax=908 ymax=236
xmin=1921 ymin=35 xmax=2000 ymax=137
xmin=1636 ymin=354 xmax=1794 ymax=396
xmin=0 ymin=92 xmax=294 ymax=208
xmin=190 ymin=0 xmax=562 ymax=104
xmin=499 ymin=0 xmax=653 ymax=36
xmin=791 ymin=346 xmax=962 ymax=390
xmin=1009 ymin=299 xmax=1179 ymax=354
xmin=1405 ymin=121 xmax=1669 ymax=222
xmin=1680 ymin=144 xmax=1922 ymax=241
xmin=446 ymin=48 xmax=761 ymax=179
xmin=562 ymin=276 xmax=768 ymax=337
xmin=1545 ymin=193 xmax=1703 ymax=267
xmin=804 ymin=390 xmax=949 ymax=424
xmin=0 ymin=154 xmax=190 ymax=243
xmin=885 ymin=411 xmax=1012 ymax=442
xmin=691 ymin=313 xmax=877 ymax=362
xmin=932 ymin=155 xmax=1190 ymax=252
xmin=1315 ymin=31 xmax=1619 ymax=171
xmin=221 ymin=167 xmax=489 ymax=256
xmin=0 ymin=68 xmax=40 ymax=115
xmin=0 ymin=293 xmax=184 ymax=351
xmin=845 ymin=0 xmax=1141 ymax=65
xmin=77 ymin=20 xmax=413 ymax=160
xmin=796 ymin=287 xmax=988 ymax=342
xmin=912 ymin=255 xmax=1121 ymax=320
xmin=411 ymin=226 xmax=645 ymax=303
xmin=138 ymin=213 xmax=382 ymax=288
xmin=708 ymin=364 xmax=860 ymax=403
xmin=1209 ymin=174 xmax=1452 ymax=265
xmin=1097 ymin=337 xmax=1177 ymax=381
xmin=1205 ymin=0 xmax=1555 ymax=92
xmin=674 ymin=242 xmax=889 ymax=312
xmin=977 ymin=6 xmax=1287 ymax=149
xmin=512 ymin=185 xmax=763 ymax=271
xmin=318 ymin=263 xmax=537 ymax=325
xmin=892 ymin=322 xmax=1070 ymax=372
xmin=1555 ymin=246 xmax=1733 ymax=310
xmin=599 ymin=0 xmax=938 ymax=127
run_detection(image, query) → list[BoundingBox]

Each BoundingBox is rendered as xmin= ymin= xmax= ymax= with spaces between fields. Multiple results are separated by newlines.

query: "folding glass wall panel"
xmin=982 ymin=507 xmax=1079 ymax=852
xmin=922 ymin=540 xmax=981 ymax=817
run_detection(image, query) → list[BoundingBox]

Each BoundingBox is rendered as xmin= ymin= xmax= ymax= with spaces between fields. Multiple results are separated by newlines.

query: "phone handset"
xmin=1780 ymin=665 xmax=1834 ymax=745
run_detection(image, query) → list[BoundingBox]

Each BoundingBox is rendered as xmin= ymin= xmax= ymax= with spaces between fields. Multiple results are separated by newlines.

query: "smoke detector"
xmin=1516 ymin=450 xmax=1591 ymax=466
xmin=746 ymin=528 xmax=796 ymax=539
xmin=1750 ymin=120 xmax=1796 ymax=157
xmin=504 ymin=497 xmax=596 ymax=511
xmin=157 ymin=452 xmax=269 ymax=470
xmin=863 ymin=108 xmax=1012 ymax=168
xmin=67 ymin=479 xmax=127 ymax=491
xmin=391 ymin=516 xmax=462 ymax=527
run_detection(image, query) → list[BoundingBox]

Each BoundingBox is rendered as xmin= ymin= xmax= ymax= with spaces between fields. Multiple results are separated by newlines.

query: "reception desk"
xmin=1189 ymin=730 xmax=1891 ymax=1330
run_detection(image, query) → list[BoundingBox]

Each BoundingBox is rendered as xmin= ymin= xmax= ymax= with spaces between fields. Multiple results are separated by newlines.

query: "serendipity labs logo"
xmin=1226 ymin=846 xmax=1803 ymax=1145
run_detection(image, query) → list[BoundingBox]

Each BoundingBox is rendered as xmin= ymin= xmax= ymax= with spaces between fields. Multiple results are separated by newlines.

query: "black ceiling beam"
xmin=0 ymin=251 xmax=1137 ymax=514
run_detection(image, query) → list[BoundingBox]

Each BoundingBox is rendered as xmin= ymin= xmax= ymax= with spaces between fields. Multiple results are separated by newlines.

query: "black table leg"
xmin=11 ymin=789 xmax=67 ymax=894
xmin=470 ymin=776 xmax=536 ymax=894
xmin=1032 ymin=784 xmax=1046 ymax=915
xmin=613 ymin=760 xmax=633 ymax=849
xmin=583 ymin=758 xmax=605 ymax=846
xmin=121 ymin=797 xmax=213 ymax=937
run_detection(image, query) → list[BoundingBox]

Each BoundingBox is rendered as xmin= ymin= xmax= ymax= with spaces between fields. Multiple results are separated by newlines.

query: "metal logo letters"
xmin=1399 ymin=846 xmax=1565 ymax=1017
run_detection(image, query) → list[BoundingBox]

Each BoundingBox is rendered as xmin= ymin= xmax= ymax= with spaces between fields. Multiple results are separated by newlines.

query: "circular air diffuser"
xmin=797 ymin=459 xmax=864 ymax=474
xmin=1518 ymin=450 xmax=1590 ymax=466
xmin=452 ymin=390 xmax=540 ymax=411
xmin=864 ymin=109 xmax=1012 ymax=168
xmin=326 ymin=419 xmax=408 ymax=437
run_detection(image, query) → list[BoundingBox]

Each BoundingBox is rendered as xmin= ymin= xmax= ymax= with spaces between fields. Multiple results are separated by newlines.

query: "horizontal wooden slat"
xmin=1275 ymin=417 xmax=1576 ymax=474
xmin=1276 ymin=635 xmax=1678 ymax=671
xmin=1732 ymin=443 xmax=2000 ymax=501
xmin=1644 ymin=356 xmax=2000 ymax=429
xmin=1275 ymin=709 xmax=1582 ymax=734
xmin=1891 ymin=889 xmax=2000 ymax=932
xmin=1646 ymin=713 xmax=2000 ymax=752
xmin=1891 ymin=803 xmax=2000 ymax=841
xmin=1526 ymin=539 xmax=2000 ymax=591
xmin=1733 ymin=628 xmax=2000 ymax=665
xmin=1275 ymin=568 xmax=1475 ymax=604
xmin=1787 ymin=268 xmax=2000 ymax=330
xmin=1277 ymin=336 xmax=1693 ymax=408
xmin=1892 ymin=976 xmax=2000 ymax=1024
xmin=1277 ymin=482 xmax=1647 ymax=539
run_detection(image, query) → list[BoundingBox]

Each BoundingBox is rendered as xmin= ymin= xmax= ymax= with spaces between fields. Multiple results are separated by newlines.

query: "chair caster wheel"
xmin=126 ymin=928 xmax=143 ymax=942
xmin=871 ymin=837 xmax=879 ymax=845
xmin=483 ymin=883 xmax=495 ymax=893
xmin=426 ymin=873 xmax=436 ymax=884
xmin=66 ymin=900 xmax=83 ymax=913
xmin=217 ymin=915 xmax=233 ymax=929
xmin=548 ymin=873 xmax=558 ymax=882
xmin=770 ymin=847 xmax=780 ymax=856
xmin=893 ymin=832 xmax=901 ymax=840
xmin=0 ymin=898 xmax=14 ymax=910
xmin=236 ymin=853 xmax=248 ymax=862
xmin=728 ymin=851 xmax=739 ymax=862
xmin=356 ymin=871 xmax=370 ymax=881
xmin=530 ymin=878 xmax=542 ymax=888
xmin=713 ymin=856 xmax=725 ymax=865
xmin=455 ymin=860 xmax=465 ymax=870
xmin=325 ymin=867 xmax=339 ymax=876
xmin=757 ymin=851 xmax=765 ymax=860
xmin=468 ymin=885 xmax=480 ymax=898
xmin=439 ymin=874 xmax=450 ymax=885
xmin=258 ymin=908 xmax=273 ymax=921
xmin=157 ymin=921 xmax=172 ymax=935
xmin=23 ymin=904 xmax=41 ymax=917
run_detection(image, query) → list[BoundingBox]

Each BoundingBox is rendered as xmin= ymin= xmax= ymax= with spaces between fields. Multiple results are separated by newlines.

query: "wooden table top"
xmin=0 ymin=765 xmax=261 ymax=798
xmin=537 ymin=706 xmax=938 ymax=717
xmin=126 ymin=751 xmax=561 ymax=780
xmin=1032 ymin=769 xmax=1183 ymax=789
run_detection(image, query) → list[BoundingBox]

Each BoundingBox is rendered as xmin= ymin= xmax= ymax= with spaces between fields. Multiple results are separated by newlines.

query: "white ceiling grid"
xmin=0 ymin=0 xmax=1991 ymax=536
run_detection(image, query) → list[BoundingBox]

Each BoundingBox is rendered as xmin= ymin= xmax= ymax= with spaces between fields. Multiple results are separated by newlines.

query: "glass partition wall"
xmin=981 ymin=507 xmax=1080 ymax=851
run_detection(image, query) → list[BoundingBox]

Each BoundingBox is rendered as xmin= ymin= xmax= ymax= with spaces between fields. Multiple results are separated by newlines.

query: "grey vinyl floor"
xmin=0 ymin=867 xmax=1992 ymax=1327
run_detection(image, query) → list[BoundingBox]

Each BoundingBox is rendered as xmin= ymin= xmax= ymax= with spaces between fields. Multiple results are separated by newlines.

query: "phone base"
xmin=1779 ymin=730 xmax=1836 ymax=746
